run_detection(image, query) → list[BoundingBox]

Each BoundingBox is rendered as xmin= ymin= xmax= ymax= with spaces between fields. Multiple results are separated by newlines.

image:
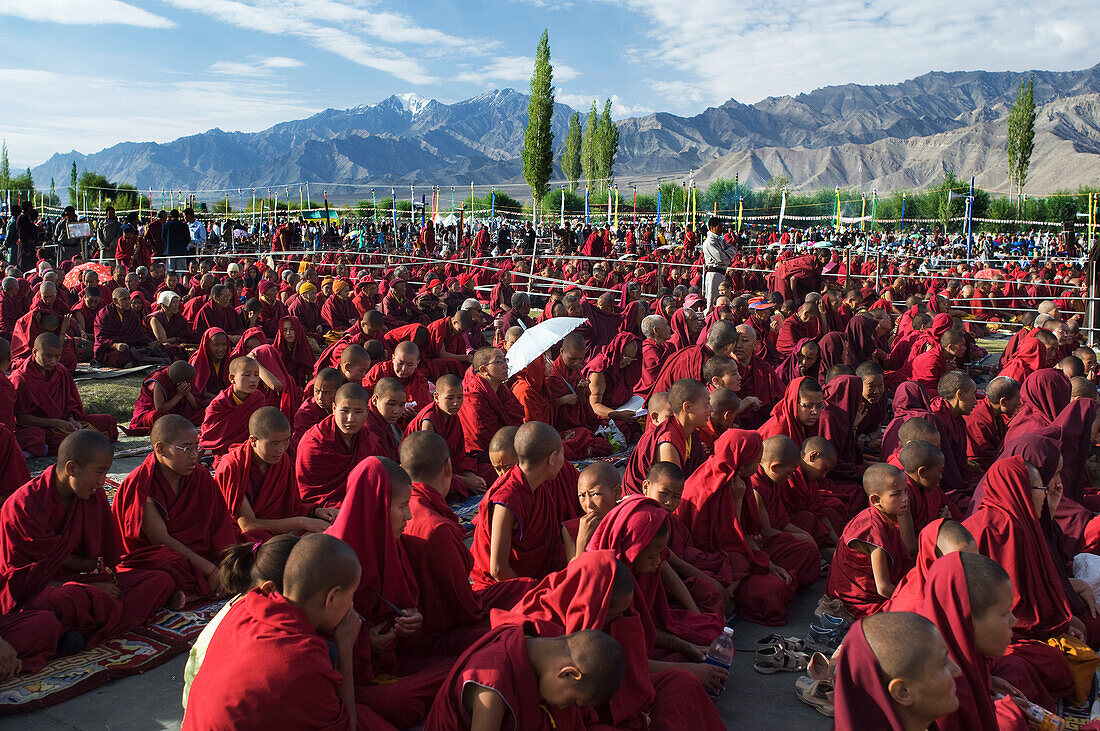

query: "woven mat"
xmin=72 ymin=364 xmax=157 ymax=381
xmin=0 ymin=600 xmax=225 ymax=714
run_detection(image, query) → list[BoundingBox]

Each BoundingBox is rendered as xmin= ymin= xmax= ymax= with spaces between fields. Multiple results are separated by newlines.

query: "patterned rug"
xmin=0 ymin=600 xmax=225 ymax=714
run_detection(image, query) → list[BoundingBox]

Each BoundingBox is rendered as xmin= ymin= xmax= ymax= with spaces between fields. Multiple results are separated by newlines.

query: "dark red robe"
xmin=11 ymin=359 xmax=118 ymax=452
xmin=130 ymin=368 xmax=204 ymax=434
xmin=194 ymin=300 xmax=244 ymax=337
xmin=295 ymin=416 xmax=380 ymax=508
xmin=458 ymin=369 xmax=524 ymax=464
xmin=198 ymin=387 xmax=266 ymax=458
xmin=826 ymin=505 xmax=912 ymax=618
xmin=214 ymin=442 xmax=313 ymax=540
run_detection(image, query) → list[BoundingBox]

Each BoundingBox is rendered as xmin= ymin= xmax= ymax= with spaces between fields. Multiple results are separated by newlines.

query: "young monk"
xmin=336 ymin=343 xmax=374 ymax=384
xmin=214 ymin=407 xmax=337 ymax=540
xmin=470 ymin=422 xmax=568 ymax=589
xmin=399 ymin=431 xmax=535 ymax=654
xmin=198 ymin=356 xmax=267 ymax=460
xmin=113 ymin=415 xmax=239 ymax=600
xmin=365 ymin=376 xmax=405 ymax=461
xmin=363 ymin=341 xmax=432 ymax=424
xmin=188 ymin=328 xmax=231 ymax=404
xmin=964 ymin=375 xmax=1020 ymax=473
xmin=895 ymin=440 xmax=956 ymax=552
xmin=928 ymin=371 xmax=980 ymax=506
xmin=296 ymin=383 xmax=380 ymax=508
xmin=748 ymin=435 xmax=823 ymax=588
xmin=622 ymin=378 xmax=712 ymax=494
xmin=885 ymin=518 xmax=977 ymax=612
xmin=292 ymin=366 xmax=343 ymax=449
xmin=0 ymin=429 xmax=177 ymax=653
xmin=458 ymin=347 xmax=524 ymax=473
xmin=676 ymin=429 xmax=798 ymax=625
xmin=694 ymin=387 xmax=741 ymax=453
xmin=425 ymin=626 xmax=624 ymax=731
xmin=915 ymin=552 xmax=1031 ymax=731
xmin=0 ymin=337 xmax=46 ymax=459
xmin=405 ymin=373 xmax=488 ymax=497
xmin=646 ymin=391 xmax=672 ymax=430
xmin=324 ymin=456 xmax=451 ymax=729
xmin=130 ymin=361 xmax=202 ymax=434
xmin=182 ymin=533 xmax=389 ymax=730
xmin=488 ymin=425 xmax=519 ymax=477
xmin=13 ymin=332 xmax=118 ymax=453
xmin=826 ymin=463 xmax=913 ymax=618
xmin=757 ymin=376 xmax=824 ymax=443
xmin=788 ymin=436 xmax=843 ymax=548
xmin=834 ymin=611 xmax=961 ymax=731
xmin=563 ymin=462 xmax=622 ymax=561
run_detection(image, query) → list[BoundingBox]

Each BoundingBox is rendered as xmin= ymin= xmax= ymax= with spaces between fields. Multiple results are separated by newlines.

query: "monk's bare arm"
xmin=561 ymin=526 xmax=579 ymax=562
xmin=868 ymin=546 xmax=896 ymax=598
xmin=488 ymin=505 xmax=518 ymax=581
xmin=18 ymin=412 xmax=71 ymax=431
xmin=139 ymin=502 xmax=218 ymax=581
xmin=754 ymin=491 xmax=779 ymax=538
xmin=150 ymin=317 xmax=171 ymax=345
xmin=660 ymin=561 xmax=699 ymax=613
xmin=254 ymin=362 xmax=284 ymax=392
xmin=897 ymin=509 xmax=917 ymax=557
xmin=655 ymin=442 xmax=682 ymax=467
xmin=587 ymin=372 xmax=634 ymax=420
xmin=463 ymin=685 xmax=507 ymax=731
xmin=235 ymin=496 xmax=329 ymax=535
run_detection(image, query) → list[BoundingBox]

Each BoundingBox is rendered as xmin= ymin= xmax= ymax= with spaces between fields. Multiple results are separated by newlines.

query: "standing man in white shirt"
xmin=701 ymin=216 xmax=732 ymax=312
xmin=184 ymin=208 xmax=206 ymax=266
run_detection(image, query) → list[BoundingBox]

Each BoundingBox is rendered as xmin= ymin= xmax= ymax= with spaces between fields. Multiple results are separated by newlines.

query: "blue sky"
xmin=1 ymin=0 xmax=1097 ymax=168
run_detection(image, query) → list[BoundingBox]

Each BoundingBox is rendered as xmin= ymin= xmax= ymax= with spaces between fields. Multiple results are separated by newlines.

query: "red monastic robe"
xmin=295 ymin=416 xmax=380 ymax=508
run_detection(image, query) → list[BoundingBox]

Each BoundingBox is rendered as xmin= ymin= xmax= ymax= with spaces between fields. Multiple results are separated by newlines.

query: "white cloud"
xmin=508 ymin=0 xmax=575 ymax=8
xmin=615 ymin=0 xmax=1100 ymax=108
xmin=557 ymin=92 xmax=653 ymax=118
xmin=0 ymin=0 xmax=174 ymax=28
xmin=159 ymin=0 xmax=490 ymax=84
xmin=456 ymin=56 xmax=579 ymax=85
xmin=209 ymin=56 xmax=304 ymax=76
xmin=1 ymin=67 xmax=317 ymax=167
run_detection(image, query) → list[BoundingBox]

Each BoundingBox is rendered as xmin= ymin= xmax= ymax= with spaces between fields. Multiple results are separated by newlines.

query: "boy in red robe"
xmin=789 ymin=437 xmax=843 ymax=548
xmin=622 ymin=378 xmax=711 ymax=494
xmin=470 ymin=422 xmax=568 ymax=590
xmin=398 ymin=431 xmax=536 ymax=655
xmin=424 ymin=627 xmax=625 ymax=731
xmin=964 ymin=375 xmax=1020 ymax=473
xmin=183 ymin=533 xmax=390 ymax=730
xmin=694 ymin=387 xmax=741 ymax=454
xmin=0 ymin=429 xmax=177 ymax=653
xmin=641 ymin=320 xmax=737 ymax=398
xmin=895 ymin=439 xmax=957 ymax=553
xmin=404 ymin=373 xmax=488 ymax=497
xmin=292 ymin=367 xmax=344 ymax=449
xmin=113 ymin=414 xmax=239 ymax=601
xmin=296 ymin=383 xmax=380 ymax=508
xmin=363 ymin=341 xmax=432 ymax=425
xmin=458 ymin=346 xmax=524 ymax=472
xmin=0 ymin=337 xmax=47 ymax=458
xmin=365 ymin=377 xmax=405 ymax=461
xmin=13 ymin=333 xmax=118 ymax=454
xmin=215 ymin=407 xmax=337 ymax=541
xmin=130 ymin=361 xmax=203 ymax=434
xmin=198 ymin=355 xmax=266 ymax=460
xmin=826 ymin=463 xmax=914 ymax=618
xmin=748 ymin=435 xmax=823 ymax=588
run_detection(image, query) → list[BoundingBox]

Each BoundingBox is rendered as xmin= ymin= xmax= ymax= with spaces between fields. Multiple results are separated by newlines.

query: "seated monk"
xmin=363 ymin=341 xmax=432 ymax=426
xmin=149 ymin=291 xmax=196 ymax=361
xmin=695 ymin=387 xmax=743 ymax=454
xmin=633 ymin=314 xmax=676 ymax=397
xmin=775 ymin=302 xmax=821 ymax=358
xmin=13 ymin=333 xmax=118 ymax=454
xmin=731 ymin=323 xmax=783 ymax=427
xmin=834 ymin=612 xmax=962 ymax=731
xmin=292 ymin=367 xmax=344 ymax=450
xmin=424 ymin=309 xmax=473 ymax=371
xmin=885 ymin=518 xmax=976 ymax=612
xmin=547 ymin=332 xmax=602 ymax=434
xmin=676 ymin=429 xmax=797 ymax=626
xmin=0 ymin=337 xmax=47 ymax=458
xmin=895 ymin=440 xmax=958 ymax=552
xmin=182 ymin=533 xmax=392 ymax=730
xmin=113 ymin=415 xmax=239 ymax=600
xmin=470 ymin=422 xmax=568 ymax=590
xmin=0 ymin=429 xmax=178 ymax=654
xmin=315 ymin=311 xmax=385 ymax=374
xmin=214 ymin=407 xmax=337 ymax=541
xmin=585 ymin=333 xmax=643 ymax=420
xmin=365 ymin=377 xmax=405 ymax=461
xmin=425 ymin=627 xmax=624 ymax=731
xmin=826 ymin=463 xmax=914 ymax=618
xmin=399 ymin=432 xmax=536 ymax=655
xmin=622 ymin=379 xmax=711 ymax=494
xmin=405 ymin=373 xmax=490 ymax=498
xmin=93 ymin=287 xmax=169 ymax=367
xmin=194 ymin=284 xmax=245 ymax=343
xmin=928 ymin=372 xmax=980 ymax=506
xmin=789 ymin=437 xmax=844 ymax=547
xmin=320 ymin=279 xmax=357 ymax=332
xmin=324 ymin=456 xmax=452 ymax=729
xmin=273 ymin=316 xmax=314 ymax=388
xmin=819 ymin=374 xmax=869 ymax=484
xmin=853 ymin=361 xmax=887 ymax=453
xmin=458 ymin=347 xmax=524 ymax=472
xmin=562 ymin=462 xmax=622 ymax=561
xmin=130 ymin=361 xmax=203 ymax=435
xmin=287 ymin=281 xmax=325 ymax=338
xmin=10 ymin=309 xmax=78 ymax=371
xmin=915 ymin=552 xmax=1031 ymax=731
xmin=642 ymin=320 xmax=738 ymax=399
xmin=188 ymin=328 xmax=231 ymax=405
xmin=999 ymin=329 xmax=1057 ymax=384
xmin=198 ymin=356 xmax=267 ymax=460
xmin=903 ymin=330 xmax=967 ymax=397
xmin=758 ymin=376 xmax=823 ymax=443
xmin=296 ymin=384 xmax=380 ymax=508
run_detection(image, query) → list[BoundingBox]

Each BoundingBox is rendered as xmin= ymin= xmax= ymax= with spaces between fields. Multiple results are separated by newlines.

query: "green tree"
xmin=580 ymin=101 xmax=598 ymax=190
xmin=595 ymin=99 xmax=618 ymax=192
xmin=522 ymin=29 xmax=555 ymax=208
xmin=1007 ymin=74 xmax=1036 ymax=210
xmin=0 ymin=141 xmax=9 ymax=192
xmin=9 ymin=168 xmax=34 ymax=201
xmin=69 ymin=162 xmax=78 ymax=206
xmin=561 ymin=112 xmax=582 ymax=192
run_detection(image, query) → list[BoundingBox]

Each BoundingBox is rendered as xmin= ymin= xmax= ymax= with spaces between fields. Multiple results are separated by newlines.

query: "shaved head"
xmin=515 ymin=421 xmax=562 ymax=466
xmin=57 ymin=428 xmax=113 ymax=468
xmin=151 ymin=413 xmax=198 ymax=447
xmin=862 ymin=612 xmax=942 ymax=681
xmin=249 ymin=406 xmax=291 ymax=440
xmin=282 ymin=533 xmax=361 ymax=604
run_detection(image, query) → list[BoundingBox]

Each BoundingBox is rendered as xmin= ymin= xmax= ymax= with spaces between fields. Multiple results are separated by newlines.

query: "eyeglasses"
xmin=488 ymin=358 xmax=508 ymax=366
xmin=169 ymin=443 xmax=202 ymax=456
xmin=798 ymin=401 xmax=825 ymax=413
xmin=1030 ymin=485 xmax=1050 ymax=492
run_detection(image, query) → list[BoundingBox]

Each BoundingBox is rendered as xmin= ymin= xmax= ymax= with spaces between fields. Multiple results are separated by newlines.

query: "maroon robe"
xmin=194 ymin=300 xmax=244 ymax=337
xmin=321 ymin=295 xmax=358 ymax=331
xmin=826 ymin=505 xmax=912 ymax=618
xmin=130 ymin=368 xmax=204 ymax=434
xmin=291 ymin=396 xmax=327 ymax=450
xmin=198 ymin=387 xmax=266 ymax=458
xmin=640 ymin=343 xmax=712 ymax=399
xmin=295 ymin=416 xmax=381 ymax=508
xmin=622 ymin=417 xmax=689 ymax=495
xmin=458 ymin=368 xmax=524 ymax=464
xmin=11 ymin=359 xmax=118 ymax=452
xmin=0 ymin=370 xmax=46 ymax=458
xmin=214 ymin=441 xmax=313 ymax=540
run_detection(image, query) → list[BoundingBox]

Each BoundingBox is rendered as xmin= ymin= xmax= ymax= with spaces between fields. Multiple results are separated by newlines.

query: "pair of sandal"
xmin=795 ymin=646 xmax=839 ymax=717
xmin=805 ymin=613 xmax=849 ymax=654
xmin=753 ymin=635 xmax=809 ymax=674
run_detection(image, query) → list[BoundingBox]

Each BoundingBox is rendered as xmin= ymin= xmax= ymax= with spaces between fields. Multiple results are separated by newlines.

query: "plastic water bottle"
xmin=703 ymin=627 xmax=736 ymax=700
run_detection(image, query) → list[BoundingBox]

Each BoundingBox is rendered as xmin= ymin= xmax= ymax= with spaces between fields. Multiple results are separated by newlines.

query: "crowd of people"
xmin=0 ymin=198 xmax=1097 ymax=729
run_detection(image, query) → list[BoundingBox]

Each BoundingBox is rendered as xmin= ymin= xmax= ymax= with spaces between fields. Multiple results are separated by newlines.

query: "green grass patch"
xmin=77 ymin=374 xmax=145 ymax=424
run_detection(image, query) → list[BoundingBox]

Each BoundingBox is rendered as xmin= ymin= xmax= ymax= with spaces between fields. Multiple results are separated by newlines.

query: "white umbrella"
xmin=506 ymin=317 xmax=587 ymax=378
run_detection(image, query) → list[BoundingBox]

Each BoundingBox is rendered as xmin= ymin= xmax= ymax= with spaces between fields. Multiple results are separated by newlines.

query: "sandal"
xmin=753 ymin=644 xmax=809 ymax=674
xmin=755 ymin=634 xmax=806 ymax=653
xmin=804 ymin=624 xmax=844 ymax=655
xmin=807 ymin=652 xmax=832 ymax=682
xmin=795 ymin=676 xmax=835 ymax=717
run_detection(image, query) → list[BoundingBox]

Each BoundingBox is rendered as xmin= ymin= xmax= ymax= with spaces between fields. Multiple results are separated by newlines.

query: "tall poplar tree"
xmin=580 ymin=101 xmax=598 ymax=190
xmin=1007 ymin=74 xmax=1036 ymax=211
xmin=596 ymin=99 xmax=618 ymax=192
xmin=522 ymin=30 xmax=555 ymax=207
xmin=561 ymin=112 xmax=582 ymax=192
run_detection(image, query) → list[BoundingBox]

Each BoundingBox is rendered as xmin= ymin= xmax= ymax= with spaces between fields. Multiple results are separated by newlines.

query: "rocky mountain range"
xmin=31 ymin=64 xmax=1100 ymax=199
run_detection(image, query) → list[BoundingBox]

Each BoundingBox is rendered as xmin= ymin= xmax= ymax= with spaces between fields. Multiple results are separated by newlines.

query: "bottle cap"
xmin=723 ymin=627 xmax=734 ymax=636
